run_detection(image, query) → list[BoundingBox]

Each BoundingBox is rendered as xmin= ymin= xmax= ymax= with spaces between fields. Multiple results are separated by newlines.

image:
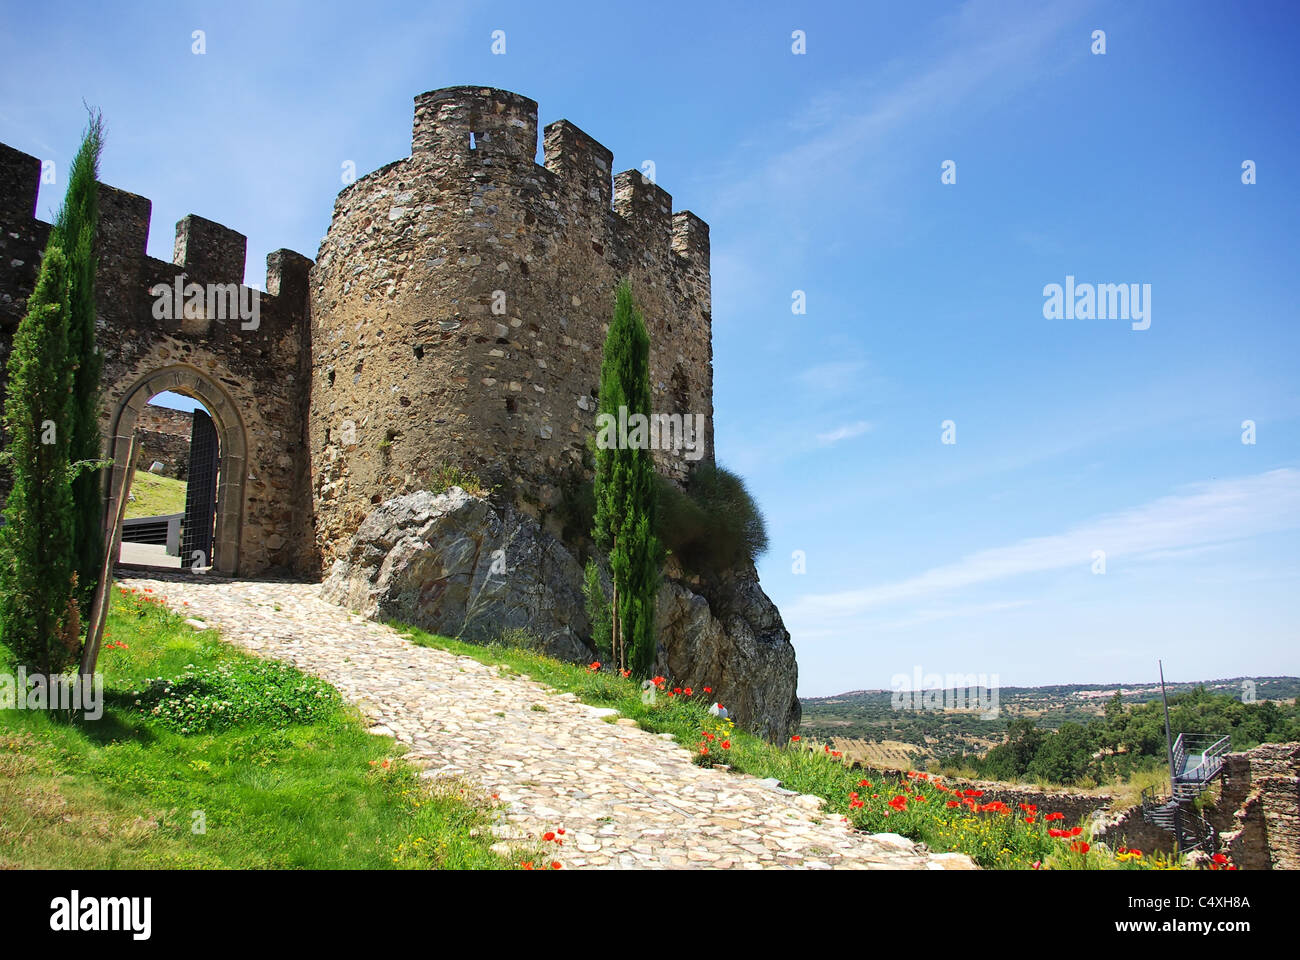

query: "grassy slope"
xmin=125 ymin=470 xmax=187 ymax=519
xmin=396 ymin=623 xmax=1186 ymax=870
xmin=0 ymin=587 xmax=512 ymax=869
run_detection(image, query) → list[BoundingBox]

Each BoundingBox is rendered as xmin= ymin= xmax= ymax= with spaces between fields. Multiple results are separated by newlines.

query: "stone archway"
xmin=105 ymin=365 xmax=248 ymax=576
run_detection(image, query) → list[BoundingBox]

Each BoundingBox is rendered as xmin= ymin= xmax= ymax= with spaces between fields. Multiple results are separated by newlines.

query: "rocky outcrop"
xmin=321 ymin=488 xmax=594 ymax=663
xmin=656 ymin=571 xmax=800 ymax=743
xmin=322 ymin=489 xmax=801 ymax=742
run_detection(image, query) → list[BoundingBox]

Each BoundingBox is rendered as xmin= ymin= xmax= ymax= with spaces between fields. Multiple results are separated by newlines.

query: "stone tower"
xmin=308 ymin=86 xmax=714 ymax=564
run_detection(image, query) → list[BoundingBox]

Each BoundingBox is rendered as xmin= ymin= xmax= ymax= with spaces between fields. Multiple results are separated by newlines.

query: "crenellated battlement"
xmin=0 ymin=141 xmax=41 ymax=223
xmin=399 ymin=87 xmax=710 ymax=273
xmin=543 ymin=118 xmax=613 ymax=212
xmin=0 ymin=141 xmax=312 ymax=316
xmin=412 ymin=86 xmax=539 ymax=163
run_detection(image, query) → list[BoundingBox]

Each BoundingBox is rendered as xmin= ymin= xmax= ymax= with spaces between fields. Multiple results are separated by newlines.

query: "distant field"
xmin=125 ymin=470 xmax=187 ymax=519
xmin=830 ymin=738 xmax=926 ymax=770
xmin=800 ymin=677 xmax=1300 ymax=759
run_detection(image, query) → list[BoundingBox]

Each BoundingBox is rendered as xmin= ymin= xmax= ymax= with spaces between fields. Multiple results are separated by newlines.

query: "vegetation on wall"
xmin=655 ymin=464 xmax=769 ymax=580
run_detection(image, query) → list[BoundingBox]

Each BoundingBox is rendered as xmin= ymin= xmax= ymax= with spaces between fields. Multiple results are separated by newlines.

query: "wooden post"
xmin=80 ymin=435 xmax=138 ymax=679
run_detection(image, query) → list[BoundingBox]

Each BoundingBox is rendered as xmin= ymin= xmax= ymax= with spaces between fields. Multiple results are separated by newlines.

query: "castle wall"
xmin=0 ymin=142 xmax=316 ymax=576
xmin=308 ymin=87 xmax=714 ymax=565
xmin=134 ymin=404 xmax=193 ymax=479
xmin=1215 ymin=742 xmax=1300 ymax=869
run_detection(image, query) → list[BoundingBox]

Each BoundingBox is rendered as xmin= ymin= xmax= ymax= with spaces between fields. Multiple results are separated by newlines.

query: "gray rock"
xmin=321 ymin=487 xmax=594 ymax=662
xmin=655 ymin=567 xmax=800 ymax=743
xmin=324 ymin=488 xmax=801 ymax=743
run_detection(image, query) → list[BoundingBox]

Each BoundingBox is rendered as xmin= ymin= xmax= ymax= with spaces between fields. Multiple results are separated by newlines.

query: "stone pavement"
xmin=118 ymin=572 xmax=976 ymax=870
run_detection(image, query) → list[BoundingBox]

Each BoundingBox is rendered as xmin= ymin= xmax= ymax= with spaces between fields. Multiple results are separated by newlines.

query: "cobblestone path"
xmin=119 ymin=573 xmax=976 ymax=870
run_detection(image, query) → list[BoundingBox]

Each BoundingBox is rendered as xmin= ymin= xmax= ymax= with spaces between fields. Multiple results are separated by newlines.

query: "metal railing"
xmin=121 ymin=513 xmax=183 ymax=555
xmin=1171 ymin=733 xmax=1231 ymax=800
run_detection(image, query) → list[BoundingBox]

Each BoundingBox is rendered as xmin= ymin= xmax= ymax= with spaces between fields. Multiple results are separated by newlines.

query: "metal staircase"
xmin=1140 ymin=732 xmax=1230 ymax=852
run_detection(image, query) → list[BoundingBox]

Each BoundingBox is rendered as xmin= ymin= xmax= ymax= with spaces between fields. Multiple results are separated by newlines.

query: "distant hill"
xmin=800 ymin=676 xmax=1300 ymax=762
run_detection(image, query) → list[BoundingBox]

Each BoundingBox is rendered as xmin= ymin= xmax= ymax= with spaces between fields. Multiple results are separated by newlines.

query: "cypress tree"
xmin=592 ymin=280 xmax=660 ymax=675
xmin=53 ymin=111 xmax=105 ymax=616
xmin=0 ymin=245 xmax=78 ymax=675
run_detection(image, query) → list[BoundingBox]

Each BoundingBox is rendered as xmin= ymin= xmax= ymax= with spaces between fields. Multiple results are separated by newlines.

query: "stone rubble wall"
xmin=134 ymin=404 xmax=193 ymax=479
xmin=1214 ymin=742 xmax=1300 ymax=869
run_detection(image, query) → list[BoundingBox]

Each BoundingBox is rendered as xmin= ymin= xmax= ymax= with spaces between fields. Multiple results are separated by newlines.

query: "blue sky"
xmin=3 ymin=0 xmax=1297 ymax=695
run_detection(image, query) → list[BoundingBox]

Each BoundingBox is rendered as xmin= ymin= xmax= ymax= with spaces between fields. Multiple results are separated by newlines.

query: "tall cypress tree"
xmin=54 ymin=111 xmax=105 ymax=616
xmin=592 ymin=280 xmax=660 ymax=676
xmin=0 ymin=245 xmax=78 ymax=675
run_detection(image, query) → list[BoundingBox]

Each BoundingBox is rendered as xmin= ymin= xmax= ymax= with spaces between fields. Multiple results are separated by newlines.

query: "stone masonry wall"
xmin=309 ymin=87 xmax=714 ymax=566
xmin=0 ymin=141 xmax=316 ymax=576
xmin=1213 ymin=742 xmax=1300 ymax=869
xmin=134 ymin=404 xmax=192 ymax=479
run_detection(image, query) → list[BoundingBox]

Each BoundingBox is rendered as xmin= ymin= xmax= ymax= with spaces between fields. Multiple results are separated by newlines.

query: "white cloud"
xmin=817 ymin=421 xmax=873 ymax=445
xmin=787 ymin=468 xmax=1300 ymax=631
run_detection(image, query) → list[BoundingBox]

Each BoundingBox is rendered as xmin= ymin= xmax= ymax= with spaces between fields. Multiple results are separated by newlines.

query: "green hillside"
xmin=125 ymin=470 xmax=187 ymax=519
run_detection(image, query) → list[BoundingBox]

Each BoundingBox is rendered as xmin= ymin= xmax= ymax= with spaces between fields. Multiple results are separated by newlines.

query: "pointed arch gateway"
xmin=105 ymin=364 xmax=248 ymax=576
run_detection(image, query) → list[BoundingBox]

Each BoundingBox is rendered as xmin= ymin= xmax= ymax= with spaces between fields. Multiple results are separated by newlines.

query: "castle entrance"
xmin=105 ymin=366 xmax=247 ymax=576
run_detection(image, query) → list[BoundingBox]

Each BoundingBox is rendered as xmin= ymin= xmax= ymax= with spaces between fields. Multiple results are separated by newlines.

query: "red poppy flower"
xmin=1069 ymin=841 xmax=1090 ymax=854
xmin=790 ymin=735 xmax=801 ymax=742
xmin=721 ymin=740 xmax=731 ymax=749
xmin=888 ymin=795 xmax=908 ymax=811
xmin=588 ymin=662 xmax=601 ymax=671
xmin=859 ymin=779 xmax=871 ymax=788
xmin=703 ymin=687 xmax=712 ymax=694
xmin=543 ymin=832 xmax=555 ymax=842
xmin=551 ymin=861 xmax=561 ymax=870
xmin=1044 ymin=812 xmax=1065 ymax=821
xmin=946 ymin=800 xmax=961 ymax=808
xmin=683 ymin=687 xmax=693 ymax=696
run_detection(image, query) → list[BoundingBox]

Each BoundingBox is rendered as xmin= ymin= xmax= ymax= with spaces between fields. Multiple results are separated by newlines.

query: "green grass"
xmin=125 ymin=470 xmax=187 ymax=519
xmin=396 ymin=622 xmax=1194 ymax=871
xmin=0 ymin=586 xmax=514 ymax=869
